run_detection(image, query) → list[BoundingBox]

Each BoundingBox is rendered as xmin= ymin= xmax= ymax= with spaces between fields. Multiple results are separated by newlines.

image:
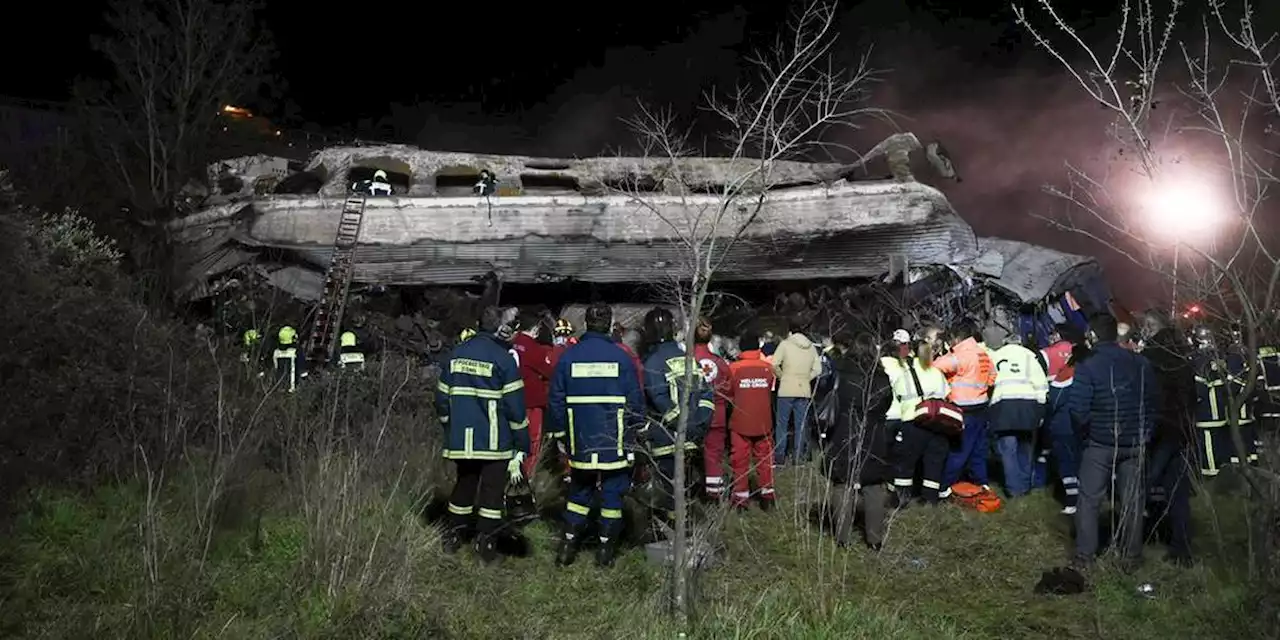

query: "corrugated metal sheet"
xmin=976 ymin=237 xmax=1096 ymax=302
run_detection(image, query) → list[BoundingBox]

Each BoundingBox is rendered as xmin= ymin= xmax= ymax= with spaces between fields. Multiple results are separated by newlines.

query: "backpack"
xmin=949 ymin=482 xmax=1002 ymax=512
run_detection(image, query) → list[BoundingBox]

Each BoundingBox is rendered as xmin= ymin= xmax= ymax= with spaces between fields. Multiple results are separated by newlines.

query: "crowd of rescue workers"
xmin=242 ymin=302 xmax=1268 ymax=570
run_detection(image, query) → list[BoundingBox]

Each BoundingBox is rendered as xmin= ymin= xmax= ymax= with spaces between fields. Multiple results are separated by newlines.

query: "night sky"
xmin=8 ymin=0 xmax=1267 ymax=307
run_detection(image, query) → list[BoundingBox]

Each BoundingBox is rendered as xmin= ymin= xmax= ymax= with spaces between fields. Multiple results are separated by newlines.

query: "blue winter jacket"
xmin=643 ymin=340 xmax=714 ymax=456
xmin=435 ymin=332 xmax=530 ymax=460
xmin=1069 ymin=342 xmax=1160 ymax=448
xmin=546 ymin=332 xmax=645 ymax=471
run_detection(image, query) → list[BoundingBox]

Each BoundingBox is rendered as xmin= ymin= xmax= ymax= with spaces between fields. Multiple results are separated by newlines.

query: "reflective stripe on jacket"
xmin=990 ymin=343 xmax=1049 ymax=404
xmin=435 ymin=332 xmax=530 ymax=460
xmin=879 ymin=356 xmax=904 ymax=420
xmin=643 ymin=340 xmax=714 ymax=456
xmin=547 ymin=332 xmax=644 ymax=470
xmin=888 ymin=359 xmax=950 ymax=422
xmin=934 ymin=338 xmax=995 ymax=407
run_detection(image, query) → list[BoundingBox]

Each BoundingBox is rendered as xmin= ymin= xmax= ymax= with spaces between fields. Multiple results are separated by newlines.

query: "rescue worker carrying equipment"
xmin=642 ymin=307 xmax=714 ymax=526
xmin=889 ymin=335 xmax=952 ymax=504
xmin=435 ymin=306 xmax=530 ymax=564
xmin=935 ymin=319 xmax=997 ymax=495
xmin=693 ymin=317 xmax=732 ymax=502
xmin=546 ymin=303 xmax=645 ymax=568
xmin=338 ymin=330 xmax=365 ymax=370
xmin=273 ymin=325 xmax=306 ymax=393
xmin=988 ymin=329 xmax=1049 ymax=498
xmin=726 ymin=331 xmax=778 ymax=509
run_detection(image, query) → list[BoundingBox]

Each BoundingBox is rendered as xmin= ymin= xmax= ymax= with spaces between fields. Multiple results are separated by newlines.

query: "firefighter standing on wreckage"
xmin=435 ymin=306 xmax=530 ymax=564
xmin=640 ymin=307 xmax=714 ymax=530
xmin=546 ymin=303 xmax=645 ymax=567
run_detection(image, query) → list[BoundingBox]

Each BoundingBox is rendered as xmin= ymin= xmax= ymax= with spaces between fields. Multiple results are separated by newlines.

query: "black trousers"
xmin=1148 ymin=440 xmax=1192 ymax=557
xmin=447 ymin=459 xmax=508 ymax=536
xmin=891 ymin=421 xmax=950 ymax=502
xmin=654 ymin=454 xmax=677 ymax=519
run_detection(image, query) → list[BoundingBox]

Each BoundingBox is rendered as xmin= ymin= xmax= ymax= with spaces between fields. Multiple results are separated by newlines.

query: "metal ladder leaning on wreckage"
xmin=305 ymin=194 xmax=367 ymax=364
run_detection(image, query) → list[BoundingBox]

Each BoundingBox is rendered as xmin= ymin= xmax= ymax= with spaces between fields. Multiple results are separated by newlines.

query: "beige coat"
xmin=772 ymin=332 xmax=822 ymax=398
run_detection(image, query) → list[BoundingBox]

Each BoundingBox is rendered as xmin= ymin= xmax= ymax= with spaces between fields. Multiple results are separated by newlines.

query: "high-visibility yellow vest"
xmin=889 ymin=360 xmax=950 ymax=422
xmin=989 ymin=344 xmax=1048 ymax=404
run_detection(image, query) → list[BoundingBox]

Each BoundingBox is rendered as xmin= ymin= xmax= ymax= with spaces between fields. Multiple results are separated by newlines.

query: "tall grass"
xmin=1 ymin=208 xmax=1277 ymax=638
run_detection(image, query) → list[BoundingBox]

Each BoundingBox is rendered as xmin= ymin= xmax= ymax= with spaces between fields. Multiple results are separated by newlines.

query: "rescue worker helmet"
xmin=644 ymin=307 xmax=676 ymax=343
xmin=1192 ymin=325 xmax=1214 ymax=349
xmin=459 ymin=327 xmax=477 ymax=342
xmin=373 ymin=169 xmax=388 ymax=181
xmin=554 ymin=317 xmax=574 ymax=337
xmin=278 ymin=326 xmax=297 ymax=346
xmin=340 ymin=331 xmax=357 ymax=348
xmin=243 ymin=329 xmax=261 ymax=347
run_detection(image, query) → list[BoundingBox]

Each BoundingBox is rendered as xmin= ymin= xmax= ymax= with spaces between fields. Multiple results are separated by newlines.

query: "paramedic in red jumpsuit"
xmin=512 ymin=311 xmax=554 ymax=477
xmin=693 ymin=318 xmax=731 ymax=500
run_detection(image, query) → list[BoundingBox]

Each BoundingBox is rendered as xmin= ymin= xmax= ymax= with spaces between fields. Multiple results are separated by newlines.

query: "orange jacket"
xmin=934 ymin=337 xmax=996 ymax=407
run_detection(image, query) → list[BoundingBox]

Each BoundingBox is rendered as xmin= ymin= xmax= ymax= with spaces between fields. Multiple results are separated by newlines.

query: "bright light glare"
xmin=1140 ymin=179 xmax=1225 ymax=239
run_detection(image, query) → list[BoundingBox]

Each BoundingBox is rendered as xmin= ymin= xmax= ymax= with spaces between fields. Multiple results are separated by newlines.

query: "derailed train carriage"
xmin=169 ymin=135 xmax=1112 ymax=552
xmin=168 ymin=134 xmax=1109 ymax=352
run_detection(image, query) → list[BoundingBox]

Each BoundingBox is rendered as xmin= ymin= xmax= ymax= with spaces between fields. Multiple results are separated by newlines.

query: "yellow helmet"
xmin=277 ymin=325 xmax=297 ymax=345
xmin=340 ymin=331 xmax=357 ymax=347
xmin=459 ymin=327 xmax=477 ymax=341
xmin=554 ymin=317 xmax=574 ymax=337
xmin=242 ymin=329 xmax=260 ymax=347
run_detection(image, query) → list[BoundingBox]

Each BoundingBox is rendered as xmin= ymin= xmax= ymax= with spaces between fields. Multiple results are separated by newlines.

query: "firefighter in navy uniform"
xmin=546 ymin=303 xmax=645 ymax=568
xmin=1256 ymin=339 xmax=1280 ymax=434
xmin=434 ymin=306 xmax=530 ymax=563
xmin=1225 ymin=328 xmax=1262 ymax=467
xmin=640 ymin=308 xmax=715 ymax=530
xmin=1192 ymin=326 xmax=1259 ymax=477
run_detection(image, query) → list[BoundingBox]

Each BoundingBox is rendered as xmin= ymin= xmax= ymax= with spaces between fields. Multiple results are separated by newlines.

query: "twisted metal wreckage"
xmin=167 ymin=132 xmax=1111 ymax=345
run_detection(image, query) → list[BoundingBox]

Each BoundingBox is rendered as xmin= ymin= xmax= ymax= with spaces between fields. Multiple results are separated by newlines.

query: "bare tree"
xmin=76 ymin=0 xmax=274 ymax=213
xmin=1012 ymin=0 xmax=1280 ymax=573
xmin=612 ymin=0 xmax=888 ymax=623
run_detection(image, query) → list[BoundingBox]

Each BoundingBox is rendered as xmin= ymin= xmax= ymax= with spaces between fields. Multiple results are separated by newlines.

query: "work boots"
xmin=555 ymin=527 xmax=582 ymax=567
xmin=441 ymin=527 xmax=466 ymax=555
xmin=595 ymin=537 xmax=619 ymax=568
xmin=475 ymin=535 xmax=501 ymax=565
